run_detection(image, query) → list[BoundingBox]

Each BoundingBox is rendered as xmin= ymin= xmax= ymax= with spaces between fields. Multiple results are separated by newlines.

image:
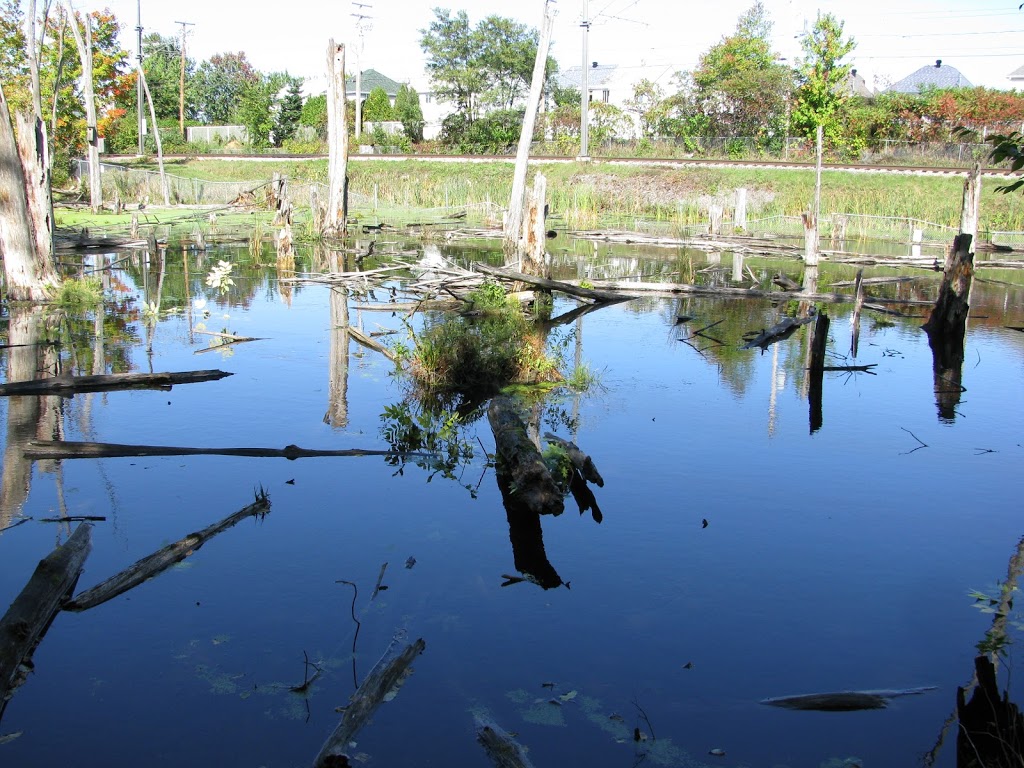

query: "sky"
xmin=53 ymin=0 xmax=1023 ymax=93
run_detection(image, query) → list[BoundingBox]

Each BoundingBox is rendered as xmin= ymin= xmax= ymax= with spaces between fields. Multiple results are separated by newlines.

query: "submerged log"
xmin=488 ymin=396 xmax=564 ymax=518
xmin=476 ymin=716 xmax=535 ymax=768
xmin=24 ymin=441 xmax=413 ymax=461
xmin=0 ymin=369 xmax=232 ymax=396
xmin=0 ymin=524 xmax=92 ymax=712
xmin=543 ymin=433 xmax=603 ymax=487
xmin=65 ymin=493 xmax=270 ymax=612
xmin=760 ymin=686 xmax=936 ymax=712
xmin=312 ymin=635 xmax=426 ymax=768
xmin=741 ymin=313 xmax=816 ymax=351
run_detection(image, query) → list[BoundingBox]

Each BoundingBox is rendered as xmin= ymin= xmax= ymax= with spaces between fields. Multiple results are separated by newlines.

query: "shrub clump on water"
xmin=402 ymin=282 xmax=561 ymax=399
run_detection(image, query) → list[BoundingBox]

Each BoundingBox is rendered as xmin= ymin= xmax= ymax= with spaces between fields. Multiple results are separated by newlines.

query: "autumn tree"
xmin=791 ymin=13 xmax=855 ymax=147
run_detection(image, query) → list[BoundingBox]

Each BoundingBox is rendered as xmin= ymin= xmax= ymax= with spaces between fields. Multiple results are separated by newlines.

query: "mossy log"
xmin=543 ymin=433 xmax=604 ymax=487
xmin=0 ymin=523 xmax=92 ymax=714
xmin=488 ymin=396 xmax=563 ymax=517
xmin=312 ymin=635 xmax=426 ymax=768
xmin=65 ymin=494 xmax=269 ymax=612
xmin=476 ymin=716 xmax=535 ymax=768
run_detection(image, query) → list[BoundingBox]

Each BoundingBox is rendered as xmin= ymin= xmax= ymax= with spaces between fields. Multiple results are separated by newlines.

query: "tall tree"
xmin=362 ymin=86 xmax=393 ymax=123
xmin=791 ymin=13 xmax=855 ymax=146
xmin=690 ymin=2 xmax=792 ymax=146
xmin=0 ymin=0 xmax=27 ymax=100
xmin=141 ymin=33 xmax=192 ymax=121
xmin=420 ymin=8 xmax=555 ymax=126
xmin=190 ymin=51 xmax=258 ymax=123
xmin=393 ymin=83 xmax=424 ymax=141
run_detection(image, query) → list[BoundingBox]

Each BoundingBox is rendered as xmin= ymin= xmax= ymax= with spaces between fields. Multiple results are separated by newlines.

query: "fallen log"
xmin=544 ymin=433 xmax=604 ymax=487
xmin=347 ymin=327 xmax=397 ymax=362
xmin=312 ymin=634 xmax=426 ymax=768
xmin=476 ymin=716 xmax=535 ymax=768
xmin=0 ymin=524 xmax=92 ymax=714
xmin=573 ymin=280 xmax=935 ymax=308
xmin=760 ymin=686 xmax=936 ymax=711
xmin=193 ymin=332 xmax=263 ymax=355
xmin=741 ymin=314 xmax=815 ymax=350
xmin=24 ymin=441 xmax=419 ymax=461
xmin=65 ymin=492 xmax=270 ymax=612
xmin=0 ymin=369 xmax=232 ymax=396
xmin=488 ymin=396 xmax=564 ymax=517
xmin=474 ymin=263 xmax=630 ymax=303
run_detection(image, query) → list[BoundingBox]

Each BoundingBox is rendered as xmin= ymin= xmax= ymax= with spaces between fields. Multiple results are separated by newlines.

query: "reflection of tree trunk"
xmin=325 ymin=255 xmax=350 ymax=427
xmin=497 ymin=469 xmax=565 ymax=590
xmin=808 ymin=312 xmax=829 ymax=435
xmin=924 ymin=236 xmax=973 ymax=423
xmin=1 ymin=306 xmax=61 ymax=529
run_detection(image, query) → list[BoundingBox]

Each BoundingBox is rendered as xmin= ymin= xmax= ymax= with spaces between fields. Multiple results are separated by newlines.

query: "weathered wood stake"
xmin=325 ymin=39 xmax=348 ymax=236
xmin=734 ymin=187 xmax=747 ymax=232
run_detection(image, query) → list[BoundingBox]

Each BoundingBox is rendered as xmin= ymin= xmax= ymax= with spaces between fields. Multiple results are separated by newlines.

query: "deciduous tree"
xmin=791 ymin=13 xmax=855 ymax=147
xmin=393 ymin=83 xmax=424 ymax=141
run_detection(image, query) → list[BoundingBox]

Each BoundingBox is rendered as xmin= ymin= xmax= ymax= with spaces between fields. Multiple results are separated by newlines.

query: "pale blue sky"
xmin=53 ymin=0 xmax=1022 ymax=92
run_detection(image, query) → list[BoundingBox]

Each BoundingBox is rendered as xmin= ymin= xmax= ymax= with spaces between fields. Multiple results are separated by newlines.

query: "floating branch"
xmin=24 ymin=441 xmax=423 ymax=461
xmin=741 ymin=314 xmax=816 ymax=351
xmin=312 ymin=634 xmax=426 ymax=768
xmin=473 ymin=263 xmax=630 ymax=303
xmin=65 ymin=493 xmax=270 ymax=612
xmin=0 ymin=524 xmax=92 ymax=714
xmin=475 ymin=715 xmax=535 ymax=768
xmin=0 ymin=369 xmax=232 ymax=396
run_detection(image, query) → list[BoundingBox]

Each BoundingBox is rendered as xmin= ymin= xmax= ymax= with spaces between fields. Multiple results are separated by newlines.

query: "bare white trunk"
xmin=960 ymin=163 xmax=981 ymax=241
xmin=504 ymin=1 xmax=554 ymax=251
xmin=15 ymin=111 xmax=54 ymax=265
xmin=64 ymin=4 xmax=102 ymax=212
xmin=325 ymin=40 xmax=348 ymax=234
xmin=138 ymin=66 xmax=170 ymax=205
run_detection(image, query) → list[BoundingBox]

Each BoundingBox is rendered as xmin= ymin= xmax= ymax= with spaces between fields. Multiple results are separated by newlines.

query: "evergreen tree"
xmin=273 ymin=78 xmax=303 ymax=146
xmin=362 ymin=86 xmax=393 ymax=123
xmin=393 ymin=83 xmax=424 ymax=141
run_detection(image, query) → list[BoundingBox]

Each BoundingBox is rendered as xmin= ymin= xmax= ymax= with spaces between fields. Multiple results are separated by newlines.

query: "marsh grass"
xmin=55 ymin=276 xmax=103 ymax=308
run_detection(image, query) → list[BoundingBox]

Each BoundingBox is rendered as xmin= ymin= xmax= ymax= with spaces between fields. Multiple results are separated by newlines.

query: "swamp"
xmin=1 ymin=194 xmax=1024 ymax=768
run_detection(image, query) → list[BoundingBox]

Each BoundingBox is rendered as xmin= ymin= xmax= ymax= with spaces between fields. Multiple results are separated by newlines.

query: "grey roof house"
xmin=887 ymin=60 xmax=973 ymax=93
xmin=345 ymin=69 xmax=404 ymax=104
xmin=1009 ymin=64 xmax=1024 ymax=85
xmin=556 ymin=63 xmax=619 ymax=103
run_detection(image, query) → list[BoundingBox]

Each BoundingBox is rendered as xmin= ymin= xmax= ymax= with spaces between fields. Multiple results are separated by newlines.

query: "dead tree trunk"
xmin=516 ymin=172 xmax=549 ymax=280
xmin=803 ymin=212 xmax=819 ymax=266
xmin=960 ymin=163 xmax=981 ymax=244
xmin=734 ymin=187 xmax=747 ymax=233
xmin=325 ymin=39 xmax=348 ymax=236
xmin=64 ymin=5 xmax=102 ymax=213
xmin=15 ymin=111 xmax=54 ymax=267
xmin=504 ymin=1 xmax=554 ymax=254
xmin=808 ymin=311 xmax=829 ymax=434
xmin=0 ymin=85 xmax=58 ymax=302
xmin=923 ymin=234 xmax=973 ymax=422
xmin=0 ymin=523 xmax=92 ymax=717
xmin=957 ymin=655 xmax=1024 ymax=768
xmin=137 ymin=66 xmax=170 ymax=206
xmin=488 ymin=396 xmax=563 ymax=517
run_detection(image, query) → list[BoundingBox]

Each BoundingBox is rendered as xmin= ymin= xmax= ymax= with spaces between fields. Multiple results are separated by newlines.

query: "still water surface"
xmin=1 ymin=237 xmax=1023 ymax=767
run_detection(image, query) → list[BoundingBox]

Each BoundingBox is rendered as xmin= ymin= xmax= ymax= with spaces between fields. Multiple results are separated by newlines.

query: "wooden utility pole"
xmin=351 ymin=3 xmax=372 ymax=140
xmin=578 ymin=0 xmax=590 ymax=160
xmin=63 ymin=3 xmax=101 ymax=212
xmin=504 ymin=0 xmax=554 ymax=255
xmin=175 ymin=21 xmax=194 ymax=136
xmin=325 ymin=39 xmax=348 ymax=235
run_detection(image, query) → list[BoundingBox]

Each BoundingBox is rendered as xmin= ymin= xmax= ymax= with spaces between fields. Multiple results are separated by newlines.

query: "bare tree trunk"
xmin=325 ymin=39 xmax=348 ymax=236
xmin=504 ymin=1 xmax=554 ymax=253
xmin=25 ymin=0 xmax=43 ymax=118
xmin=138 ymin=65 xmax=170 ymax=206
xmin=16 ymin=111 xmax=54 ymax=266
xmin=63 ymin=4 xmax=102 ymax=212
xmin=960 ymin=163 xmax=981 ymax=243
xmin=0 ymin=85 xmax=58 ymax=301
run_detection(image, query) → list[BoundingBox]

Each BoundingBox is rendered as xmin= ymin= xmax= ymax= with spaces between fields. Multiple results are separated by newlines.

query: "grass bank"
xmin=114 ymin=157 xmax=1024 ymax=234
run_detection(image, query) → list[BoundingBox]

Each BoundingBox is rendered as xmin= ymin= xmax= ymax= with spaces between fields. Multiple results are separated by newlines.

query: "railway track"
xmin=104 ymin=153 xmax=1018 ymax=179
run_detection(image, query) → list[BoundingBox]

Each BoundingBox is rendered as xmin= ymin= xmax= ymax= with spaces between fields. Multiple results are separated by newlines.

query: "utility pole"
xmin=136 ymin=0 xmax=144 ymax=154
xmin=351 ymin=2 xmax=372 ymax=140
xmin=175 ymin=20 xmax=194 ymax=136
xmin=578 ymin=0 xmax=590 ymax=160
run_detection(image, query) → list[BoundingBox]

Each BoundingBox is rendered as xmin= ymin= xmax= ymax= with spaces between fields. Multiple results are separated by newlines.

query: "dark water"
xmin=2 ymin=237 xmax=1024 ymax=768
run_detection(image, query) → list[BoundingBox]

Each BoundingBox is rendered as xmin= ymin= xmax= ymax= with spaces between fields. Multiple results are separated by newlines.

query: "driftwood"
xmin=476 ymin=716 xmax=535 ymax=768
xmin=761 ymin=686 xmax=936 ymax=711
xmin=474 ymin=263 xmax=629 ymax=303
xmin=347 ymin=327 xmax=397 ymax=362
xmin=24 ymin=441 xmax=417 ymax=461
xmin=65 ymin=492 xmax=270 ymax=612
xmin=0 ymin=369 xmax=232 ymax=396
xmin=312 ymin=635 xmax=426 ymax=768
xmin=544 ymin=433 xmax=603 ymax=487
xmin=0 ymin=524 xmax=92 ymax=714
xmin=488 ymin=396 xmax=564 ymax=517
xmin=741 ymin=314 xmax=815 ymax=350
xmin=193 ymin=332 xmax=263 ymax=355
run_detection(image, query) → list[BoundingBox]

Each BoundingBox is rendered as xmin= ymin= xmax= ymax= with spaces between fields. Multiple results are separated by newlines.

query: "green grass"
xmin=75 ymin=157 xmax=1024 ymax=232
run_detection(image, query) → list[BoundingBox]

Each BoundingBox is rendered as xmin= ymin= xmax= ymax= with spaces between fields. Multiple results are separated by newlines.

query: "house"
xmin=887 ymin=60 xmax=973 ymax=93
xmin=557 ymin=63 xmax=620 ymax=105
xmin=845 ymin=69 xmax=873 ymax=98
xmin=345 ymin=69 xmax=404 ymax=106
xmin=1009 ymin=64 xmax=1024 ymax=86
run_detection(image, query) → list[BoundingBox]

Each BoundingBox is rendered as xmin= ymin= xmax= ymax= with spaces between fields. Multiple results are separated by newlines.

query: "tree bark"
xmin=488 ymin=396 xmax=563 ymax=518
xmin=0 ymin=85 xmax=58 ymax=302
xmin=325 ymin=40 xmax=348 ymax=236
xmin=15 ymin=110 xmax=54 ymax=266
xmin=63 ymin=5 xmax=101 ymax=212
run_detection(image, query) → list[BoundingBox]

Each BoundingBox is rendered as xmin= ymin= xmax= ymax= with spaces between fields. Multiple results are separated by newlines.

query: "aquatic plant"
xmin=205 ymin=260 xmax=235 ymax=295
xmin=55 ymin=277 xmax=103 ymax=308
